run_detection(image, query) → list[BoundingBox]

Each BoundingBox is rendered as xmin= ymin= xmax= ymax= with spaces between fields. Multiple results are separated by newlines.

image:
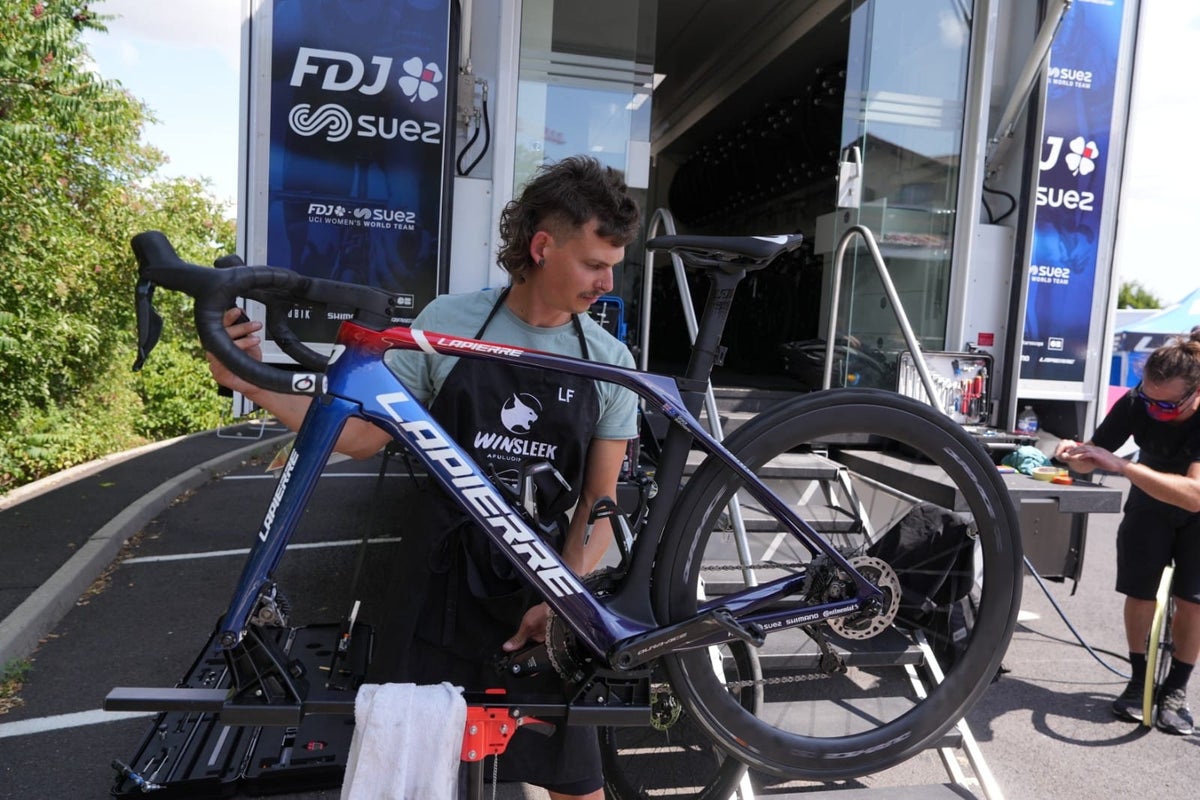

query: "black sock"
xmin=1161 ymin=658 xmax=1194 ymax=695
xmin=1130 ymin=652 xmax=1147 ymax=685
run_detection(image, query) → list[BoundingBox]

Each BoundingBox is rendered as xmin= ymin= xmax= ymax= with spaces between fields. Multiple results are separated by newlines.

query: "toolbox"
xmin=111 ymin=622 xmax=371 ymax=798
xmin=895 ymin=350 xmax=993 ymax=427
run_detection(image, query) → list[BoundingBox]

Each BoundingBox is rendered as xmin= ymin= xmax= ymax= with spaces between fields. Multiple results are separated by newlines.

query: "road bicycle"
xmin=108 ymin=229 xmax=1022 ymax=795
xmin=1143 ymin=565 xmax=1175 ymax=727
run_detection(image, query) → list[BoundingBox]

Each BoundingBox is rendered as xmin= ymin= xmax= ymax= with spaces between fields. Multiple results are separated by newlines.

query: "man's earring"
xmin=537 ymin=258 xmax=545 ymax=267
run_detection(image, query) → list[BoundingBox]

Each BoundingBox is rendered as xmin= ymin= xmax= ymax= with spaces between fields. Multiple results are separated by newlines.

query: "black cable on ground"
xmin=1024 ymin=554 xmax=1131 ymax=680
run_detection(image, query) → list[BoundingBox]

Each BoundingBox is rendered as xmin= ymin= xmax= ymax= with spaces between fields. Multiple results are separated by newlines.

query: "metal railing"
xmin=823 ymin=224 xmax=939 ymax=405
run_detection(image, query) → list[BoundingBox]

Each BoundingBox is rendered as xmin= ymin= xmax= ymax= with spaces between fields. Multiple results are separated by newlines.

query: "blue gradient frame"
xmin=218 ymin=321 xmax=882 ymax=664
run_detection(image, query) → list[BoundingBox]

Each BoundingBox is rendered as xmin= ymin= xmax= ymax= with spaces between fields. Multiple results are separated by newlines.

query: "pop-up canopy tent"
xmin=1111 ymin=287 xmax=1200 ymax=388
xmin=1117 ymin=287 xmax=1200 ymax=351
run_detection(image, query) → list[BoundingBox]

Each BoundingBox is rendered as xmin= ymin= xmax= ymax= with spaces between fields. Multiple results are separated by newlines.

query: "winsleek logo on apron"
xmin=473 ymin=392 xmax=559 ymax=461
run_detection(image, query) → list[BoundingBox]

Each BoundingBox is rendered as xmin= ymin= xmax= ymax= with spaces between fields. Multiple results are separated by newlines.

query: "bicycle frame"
xmin=222 ymin=318 xmax=883 ymax=671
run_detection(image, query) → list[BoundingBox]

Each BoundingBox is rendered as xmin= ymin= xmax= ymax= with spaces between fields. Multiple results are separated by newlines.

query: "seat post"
xmin=678 ymin=268 xmax=746 ymax=414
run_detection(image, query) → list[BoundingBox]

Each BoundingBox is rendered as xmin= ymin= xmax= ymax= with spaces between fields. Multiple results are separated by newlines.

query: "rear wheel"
xmin=654 ymin=389 xmax=1021 ymax=780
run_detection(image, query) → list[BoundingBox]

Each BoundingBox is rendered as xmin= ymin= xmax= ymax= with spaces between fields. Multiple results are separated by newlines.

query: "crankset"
xmin=545 ymin=568 xmax=620 ymax=682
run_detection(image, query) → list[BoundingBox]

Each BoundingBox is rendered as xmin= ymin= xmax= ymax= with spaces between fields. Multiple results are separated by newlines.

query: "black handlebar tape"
xmin=265 ymin=303 xmax=330 ymax=372
xmin=216 ymin=253 xmax=324 ymax=368
xmin=130 ymin=231 xmax=326 ymax=396
xmin=213 ymin=254 xmax=252 ymax=327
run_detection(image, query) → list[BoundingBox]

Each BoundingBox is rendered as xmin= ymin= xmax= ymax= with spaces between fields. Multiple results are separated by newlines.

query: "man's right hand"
xmin=203 ymin=309 xmax=392 ymax=459
xmin=206 ymin=307 xmax=265 ymax=399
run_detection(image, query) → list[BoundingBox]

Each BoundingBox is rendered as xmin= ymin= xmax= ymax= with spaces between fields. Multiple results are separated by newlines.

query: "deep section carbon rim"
xmin=655 ymin=389 xmax=1021 ymax=781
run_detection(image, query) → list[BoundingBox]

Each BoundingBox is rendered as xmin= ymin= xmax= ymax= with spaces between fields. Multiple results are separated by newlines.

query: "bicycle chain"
xmin=722 ymin=670 xmax=834 ymax=689
xmin=701 ymin=560 xmax=838 ymax=688
xmin=701 ymin=560 xmax=805 ymax=572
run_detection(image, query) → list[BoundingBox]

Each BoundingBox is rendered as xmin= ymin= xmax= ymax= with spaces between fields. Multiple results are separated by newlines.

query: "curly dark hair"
xmin=496 ymin=155 xmax=641 ymax=283
xmin=1144 ymin=326 xmax=1200 ymax=388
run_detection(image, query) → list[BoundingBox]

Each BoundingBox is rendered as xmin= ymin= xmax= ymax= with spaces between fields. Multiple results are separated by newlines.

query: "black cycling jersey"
xmin=1093 ymin=390 xmax=1200 ymax=475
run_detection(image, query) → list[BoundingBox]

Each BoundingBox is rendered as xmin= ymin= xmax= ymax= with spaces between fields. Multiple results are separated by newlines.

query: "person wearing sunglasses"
xmin=1055 ymin=326 xmax=1200 ymax=736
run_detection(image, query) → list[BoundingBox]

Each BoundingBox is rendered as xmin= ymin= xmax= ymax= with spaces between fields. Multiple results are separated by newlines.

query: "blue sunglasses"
xmin=1135 ymin=381 xmax=1198 ymax=413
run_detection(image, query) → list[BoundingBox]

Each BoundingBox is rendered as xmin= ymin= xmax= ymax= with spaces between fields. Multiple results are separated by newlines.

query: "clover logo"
xmin=1064 ymin=136 xmax=1099 ymax=177
xmin=399 ymin=57 xmax=443 ymax=103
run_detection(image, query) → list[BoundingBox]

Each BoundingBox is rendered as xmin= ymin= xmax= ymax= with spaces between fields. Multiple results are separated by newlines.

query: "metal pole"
xmin=984 ymin=0 xmax=1072 ymax=177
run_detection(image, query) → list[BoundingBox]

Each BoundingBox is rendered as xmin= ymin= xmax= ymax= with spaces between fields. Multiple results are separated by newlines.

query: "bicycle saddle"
xmin=646 ymin=233 xmax=804 ymax=271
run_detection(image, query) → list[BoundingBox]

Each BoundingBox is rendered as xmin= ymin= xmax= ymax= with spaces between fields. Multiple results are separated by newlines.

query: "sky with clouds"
xmin=82 ymin=0 xmax=1200 ymax=305
xmin=82 ymin=0 xmax=242 ymax=206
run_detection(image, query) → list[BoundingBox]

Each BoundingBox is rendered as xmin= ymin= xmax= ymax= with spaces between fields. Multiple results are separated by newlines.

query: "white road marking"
xmin=122 ymin=537 xmax=402 ymax=565
xmin=222 ymin=473 xmax=418 ymax=480
xmin=0 ymin=709 xmax=155 ymax=739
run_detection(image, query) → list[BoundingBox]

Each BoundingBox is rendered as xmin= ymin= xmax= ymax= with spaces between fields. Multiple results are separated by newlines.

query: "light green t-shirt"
xmin=383 ymin=288 xmax=638 ymax=441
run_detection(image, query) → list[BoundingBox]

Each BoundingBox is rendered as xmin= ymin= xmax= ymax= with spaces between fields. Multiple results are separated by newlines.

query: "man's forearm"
xmin=1121 ymin=461 xmax=1200 ymax=513
xmin=244 ymin=388 xmax=388 ymax=460
xmin=562 ymin=511 xmax=613 ymax=577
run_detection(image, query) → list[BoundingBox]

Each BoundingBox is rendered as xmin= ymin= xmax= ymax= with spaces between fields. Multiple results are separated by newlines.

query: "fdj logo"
xmin=291 ymin=47 xmax=443 ymax=102
xmin=1036 ymin=135 xmax=1099 ymax=212
xmin=1039 ymin=135 xmax=1100 ymax=177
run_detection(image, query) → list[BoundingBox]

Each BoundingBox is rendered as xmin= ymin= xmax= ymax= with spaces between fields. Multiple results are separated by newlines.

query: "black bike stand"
xmin=109 ymin=621 xmax=371 ymax=798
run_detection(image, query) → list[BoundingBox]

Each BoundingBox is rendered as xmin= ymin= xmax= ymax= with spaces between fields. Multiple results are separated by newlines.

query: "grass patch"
xmin=0 ymin=659 xmax=32 ymax=715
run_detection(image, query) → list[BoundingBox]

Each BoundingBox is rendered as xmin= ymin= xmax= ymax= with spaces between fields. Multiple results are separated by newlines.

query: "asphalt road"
xmin=1 ymin=435 xmax=1198 ymax=799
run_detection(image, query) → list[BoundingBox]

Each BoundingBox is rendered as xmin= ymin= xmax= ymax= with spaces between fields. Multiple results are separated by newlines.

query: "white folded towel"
xmin=341 ymin=682 xmax=467 ymax=800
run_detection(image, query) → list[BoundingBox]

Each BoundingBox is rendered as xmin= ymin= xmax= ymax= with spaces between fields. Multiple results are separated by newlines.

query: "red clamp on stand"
xmin=460 ymin=689 xmax=551 ymax=800
xmin=461 ymin=705 xmax=522 ymax=762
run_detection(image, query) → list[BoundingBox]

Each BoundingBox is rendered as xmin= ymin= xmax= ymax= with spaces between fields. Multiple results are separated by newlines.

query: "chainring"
xmin=827 ymin=555 xmax=901 ymax=640
xmin=545 ymin=568 xmax=619 ymax=681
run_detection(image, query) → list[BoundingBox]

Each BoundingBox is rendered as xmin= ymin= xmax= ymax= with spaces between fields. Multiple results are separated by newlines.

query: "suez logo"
xmin=287 ymin=48 xmax=443 ymax=144
xmin=304 ymin=204 xmax=417 ymax=227
xmin=289 ymin=103 xmax=442 ymax=144
xmin=1047 ymin=65 xmax=1093 ymax=87
xmin=1029 ymin=264 xmax=1072 ymax=284
xmin=374 ymin=390 xmax=583 ymax=599
xmin=1035 ymin=135 xmax=1101 ymax=211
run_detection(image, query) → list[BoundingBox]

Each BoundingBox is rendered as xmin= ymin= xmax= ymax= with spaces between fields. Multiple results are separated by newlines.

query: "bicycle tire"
xmin=1143 ymin=565 xmax=1175 ymax=726
xmin=600 ymin=641 xmax=759 ymax=800
xmin=654 ymin=388 xmax=1022 ymax=780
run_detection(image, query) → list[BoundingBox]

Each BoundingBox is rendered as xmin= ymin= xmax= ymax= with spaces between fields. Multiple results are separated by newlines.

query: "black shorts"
xmin=1115 ymin=486 xmax=1200 ymax=602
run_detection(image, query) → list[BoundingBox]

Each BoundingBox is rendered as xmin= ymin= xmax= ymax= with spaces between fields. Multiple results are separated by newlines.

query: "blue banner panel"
xmin=1020 ymin=0 xmax=1125 ymax=382
xmin=267 ymin=0 xmax=452 ymax=339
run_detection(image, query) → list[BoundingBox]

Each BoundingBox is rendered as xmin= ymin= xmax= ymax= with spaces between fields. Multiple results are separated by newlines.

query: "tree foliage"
xmin=1117 ymin=280 xmax=1162 ymax=310
xmin=0 ymin=1 xmax=237 ymax=491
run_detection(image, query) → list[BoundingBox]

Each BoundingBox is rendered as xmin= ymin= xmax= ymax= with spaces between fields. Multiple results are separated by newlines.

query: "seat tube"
xmin=616 ymin=268 xmax=747 ymax=618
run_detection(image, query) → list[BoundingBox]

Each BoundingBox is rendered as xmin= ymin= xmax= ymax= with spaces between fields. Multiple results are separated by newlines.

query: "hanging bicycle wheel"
xmin=600 ymin=641 xmax=760 ymax=800
xmin=1143 ymin=564 xmax=1175 ymax=725
xmin=653 ymin=389 xmax=1021 ymax=780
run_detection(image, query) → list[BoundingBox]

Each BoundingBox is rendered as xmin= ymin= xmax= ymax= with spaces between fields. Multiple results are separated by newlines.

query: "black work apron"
xmin=375 ymin=290 xmax=603 ymax=789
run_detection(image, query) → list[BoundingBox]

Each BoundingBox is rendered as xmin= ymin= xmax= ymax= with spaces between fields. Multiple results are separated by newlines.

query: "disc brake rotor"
xmin=827 ymin=555 xmax=901 ymax=640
